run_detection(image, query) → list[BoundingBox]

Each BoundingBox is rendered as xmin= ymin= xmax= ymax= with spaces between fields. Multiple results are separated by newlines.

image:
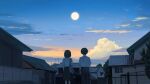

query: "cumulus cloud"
xmin=112 ymin=48 xmax=127 ymax=52
xmin=88 ymin=38 xmax=121 ymax=60
xmin=86 ymin=29 xmax=131 ymax=34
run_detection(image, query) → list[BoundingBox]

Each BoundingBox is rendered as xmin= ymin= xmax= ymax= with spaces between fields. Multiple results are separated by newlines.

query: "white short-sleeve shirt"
xmin=79 ymin=55 xmax=91 ymax=67
xmin=62 ymin=58 xmax=72 ymax=67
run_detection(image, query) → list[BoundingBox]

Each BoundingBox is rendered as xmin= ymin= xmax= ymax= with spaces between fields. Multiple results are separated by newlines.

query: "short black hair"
xmin=64 ymin=50 xmax=71 ymax=58
xmin=81 ymin=48 xmax=88 ymax=55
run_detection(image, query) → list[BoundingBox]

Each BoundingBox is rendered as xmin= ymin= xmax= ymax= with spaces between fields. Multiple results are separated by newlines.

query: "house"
xmin=107 ymin=55 xmax=150 ymax=84
xmin=107 ymin=55 xmax=131 ymax=84
xmin=105 ymin=31 xmax=150 ymax=84
xmin=126 ymin=31 xmax=150 ymax=84
xmin=0 ymin=28 xmax=32 ymax=67
xmin=0 ymin=28 xmax=36 ymax=83
xmin=0 ymin=28 xmax=56 ymax=84
xmin=127 ymin=31 xmax=150 ymax=64
xmin=23 ymin=56 xmax=56 ymax=84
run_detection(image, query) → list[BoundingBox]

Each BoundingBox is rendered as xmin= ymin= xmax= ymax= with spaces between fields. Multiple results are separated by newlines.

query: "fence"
xmin=112 ymin=71 xmax=150 ymax=84
xmin=0 ymin=66 xmax=40 ymax=84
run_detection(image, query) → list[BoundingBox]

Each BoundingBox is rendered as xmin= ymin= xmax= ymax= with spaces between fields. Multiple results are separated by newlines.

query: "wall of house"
xmin=0 ymin=41 xmax=23 ymax=67
xmin=111 ymin=64 xmax=150 ymax=84
xmin=134 ymin=43 xmax=147 ymax=61
xmin=129 ymin=64 xmax=150 ymax=84
xmin=0 ymin=66 xmax=40 ymax=83
xmin=32 ymin=69 xmax=54 ymax=84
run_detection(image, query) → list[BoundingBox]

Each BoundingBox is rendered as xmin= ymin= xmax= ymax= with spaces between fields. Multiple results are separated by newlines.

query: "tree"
xmin=96 ymin=63 xmax=102 ymax=68
xmin=141 ymin=40 xmax=150 ymax=79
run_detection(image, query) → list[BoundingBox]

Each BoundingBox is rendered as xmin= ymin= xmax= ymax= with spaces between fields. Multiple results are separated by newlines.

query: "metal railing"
xmin=112 ymin=71 xmax=150 ymax=84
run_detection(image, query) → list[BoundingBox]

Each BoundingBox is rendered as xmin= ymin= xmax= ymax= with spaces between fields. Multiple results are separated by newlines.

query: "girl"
xmin=62 ymin=50 xmax=72 ymax=84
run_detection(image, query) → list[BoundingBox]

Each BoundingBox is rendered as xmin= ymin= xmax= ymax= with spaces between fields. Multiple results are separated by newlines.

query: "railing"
xmin=112 ymin=71 xmax=150 ymax=84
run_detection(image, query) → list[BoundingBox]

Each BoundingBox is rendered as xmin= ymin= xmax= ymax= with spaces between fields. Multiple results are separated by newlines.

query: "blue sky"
xmin=0 ymin=0 xmax=150 ymax=65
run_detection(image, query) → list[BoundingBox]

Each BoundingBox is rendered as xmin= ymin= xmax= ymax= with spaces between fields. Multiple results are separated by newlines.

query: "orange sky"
xmin=30 ymin=46 xmax=82 ymax=58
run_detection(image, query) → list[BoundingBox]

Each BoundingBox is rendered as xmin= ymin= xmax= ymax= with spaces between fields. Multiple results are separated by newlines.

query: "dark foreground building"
xmin=0 ymin=28 xmax=56 ymax=84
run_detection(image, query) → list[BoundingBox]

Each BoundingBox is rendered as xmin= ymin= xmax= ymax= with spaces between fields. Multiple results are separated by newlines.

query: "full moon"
xmin=71 ymin=12 xmax=80 ymax=21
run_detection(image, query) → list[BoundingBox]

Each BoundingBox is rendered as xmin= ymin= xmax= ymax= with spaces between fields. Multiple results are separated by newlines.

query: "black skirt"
xmin=63 ymin=67 xmax=71 ymax=80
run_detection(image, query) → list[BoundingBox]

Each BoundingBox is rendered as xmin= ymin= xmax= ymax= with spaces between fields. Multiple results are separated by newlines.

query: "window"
xmin=115 ymin=67 xmax=123 ymax=73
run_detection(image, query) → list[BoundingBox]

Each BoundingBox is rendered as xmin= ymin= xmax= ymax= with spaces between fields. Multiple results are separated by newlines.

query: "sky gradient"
xmin=0 ymin=0 xmax=150 ymax=65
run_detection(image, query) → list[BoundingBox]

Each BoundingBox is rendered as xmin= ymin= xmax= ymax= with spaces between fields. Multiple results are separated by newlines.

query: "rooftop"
xmin=0 ymin=28 xmax=32 ymax=51
xmin=23 ymin=55 xmax=55 ymax=71
xmin=108 ymin=55 xmax=129 ymax=66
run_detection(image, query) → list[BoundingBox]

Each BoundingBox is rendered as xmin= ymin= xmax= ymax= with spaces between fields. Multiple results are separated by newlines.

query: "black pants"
xmin=81 ymin=67 xmax=90 ymax=84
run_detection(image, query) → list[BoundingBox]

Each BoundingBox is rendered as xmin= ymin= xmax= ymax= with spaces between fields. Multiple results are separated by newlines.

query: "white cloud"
xmin=117 ymin=24 xmax=130 ymax=28
xmin=132 ymin=16 xmax=149 ymax=22
xmin=86 ymin=29 xmax=131 ymax=34
xmin=135 ymin=24 xmax=143 ymax=27
xmin=88 ymin=38 xmax=121 ymax=60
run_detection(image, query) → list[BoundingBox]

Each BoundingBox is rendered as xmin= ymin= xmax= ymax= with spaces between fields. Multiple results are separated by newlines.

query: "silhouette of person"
xmin=62 ymin=50 xmax=72 ymax=84
xmin=79 ymin=48 xmax=91 ymax=84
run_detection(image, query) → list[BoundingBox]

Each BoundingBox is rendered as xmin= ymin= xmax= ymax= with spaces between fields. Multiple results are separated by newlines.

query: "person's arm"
xmin=79 ymin=57 xmax=82 ymax=74
xmin=62 ymin=58 xmax=65 ymax=66
xmin=88 ymin=57 xmax=91 ymax=66
xmin=79 ymin=57 xmax=81 ymax=64
xmin=69 ymin=58 xmax=72 ymax=66
xmin=70 ymin=58 xmax=73 ymax=63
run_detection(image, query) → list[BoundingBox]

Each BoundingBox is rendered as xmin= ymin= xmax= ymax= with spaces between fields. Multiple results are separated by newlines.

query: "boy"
xmin=79 ymin=48 xmax=91 ymax=84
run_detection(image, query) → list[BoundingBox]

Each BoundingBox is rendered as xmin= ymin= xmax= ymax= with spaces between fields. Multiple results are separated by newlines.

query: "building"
xmin=0 ymin=28 xmax=56 ymax=84
xmin=108 ymin=55 xmax=131 ymax=84
xmin=0 ymin=28 xmax=35 ymax=84
xmin=23 ymin=56 xmax=56 ymax=84
xmin=126 ymin=31 xmax=150 ymax=84
xmin=127 ymin=31 xmax=150 ymax=64
xmin=0 ymin=28 xmax=32 ymax=67
xmin=105 ymin=31 xmax=150 ymax=84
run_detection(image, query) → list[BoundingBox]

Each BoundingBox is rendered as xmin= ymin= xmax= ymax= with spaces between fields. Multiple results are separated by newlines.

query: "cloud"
xmin=88 ymin=38 xmax=121 ymax=60
xmin=112 ymin=48 xmax=127 ymax=52
xmin=29 ymin=46 xmax=50 ymax=51
xmin=85 ymin=29 xmax=131 ymax=34
xmin=116 ymin=24 xmax=130 ymax=28
xmin=132 ymin=16 xmax=149 ymax=22
xmin=0 ymin=13 xmax=13 ymax=17
xmin=116 ymin=16 xmax=150 ymax=30
xmin=0 ymin=20 xmax=41 ymax=35
xmin=26 ymin=46 xmax=81 ymax=58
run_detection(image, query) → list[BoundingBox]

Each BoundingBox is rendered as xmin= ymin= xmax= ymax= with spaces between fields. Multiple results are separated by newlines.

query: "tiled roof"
xmin=23 ymin=56 xmax=54 ymax=71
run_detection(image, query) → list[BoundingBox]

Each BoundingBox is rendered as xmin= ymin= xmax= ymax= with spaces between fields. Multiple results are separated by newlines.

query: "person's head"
xmin=64 ymin=50 xmax=71 ymax=58
xmin=81 ymin=48 xmax=88 ymax=55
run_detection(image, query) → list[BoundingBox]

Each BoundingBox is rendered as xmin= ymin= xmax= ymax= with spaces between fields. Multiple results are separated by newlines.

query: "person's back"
xmin=62 ymin=58 xmax=72 ymax=67
xmin=61 ymin=50 xmax=72 ymax=84
xmin=79 ymin=55 xmax=91 ymax=67
xmin=79 ymin=48 xmax=91 ymax=84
